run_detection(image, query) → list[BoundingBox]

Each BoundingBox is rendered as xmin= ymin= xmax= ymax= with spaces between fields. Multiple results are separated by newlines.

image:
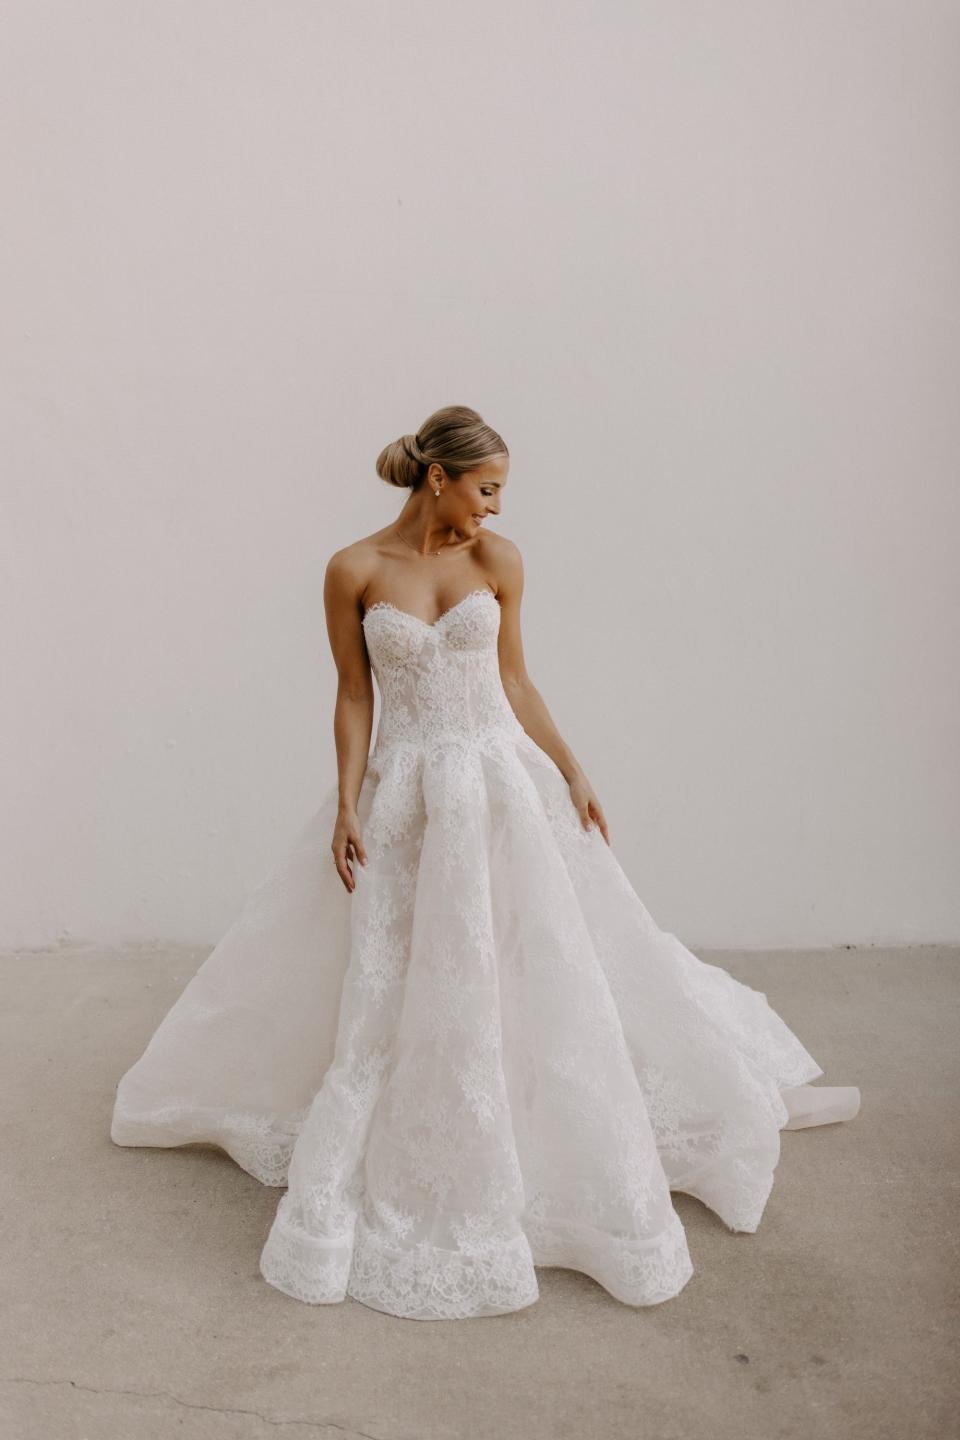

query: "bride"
xmin=111 ymin=403 xmax=860 ymax=1320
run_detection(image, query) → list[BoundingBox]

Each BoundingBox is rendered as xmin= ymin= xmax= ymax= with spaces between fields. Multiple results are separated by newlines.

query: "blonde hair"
xmin=375 ymin=405 xmax=509 ymax=490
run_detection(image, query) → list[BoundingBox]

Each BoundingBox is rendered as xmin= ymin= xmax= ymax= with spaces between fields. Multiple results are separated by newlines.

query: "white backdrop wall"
xmin=2 ymin=1 xmax=958 ymax=950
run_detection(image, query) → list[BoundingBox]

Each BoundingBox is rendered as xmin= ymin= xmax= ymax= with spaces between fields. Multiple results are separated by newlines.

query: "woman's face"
xmin=433 ymin=455 xmax=509 ymax=538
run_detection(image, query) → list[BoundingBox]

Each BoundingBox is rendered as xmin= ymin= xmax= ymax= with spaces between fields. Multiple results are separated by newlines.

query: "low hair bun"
xmin=374 ymin=436 xmax=422 ymax=490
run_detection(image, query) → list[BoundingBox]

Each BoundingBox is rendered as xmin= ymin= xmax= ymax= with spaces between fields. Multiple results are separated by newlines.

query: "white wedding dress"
xmin=111 ymin=586 xmax=860 ymax=1320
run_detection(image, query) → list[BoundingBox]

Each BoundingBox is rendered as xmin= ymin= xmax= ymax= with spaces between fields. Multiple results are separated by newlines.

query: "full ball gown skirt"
xmin=110 ymin=587 xmax=861 ymax=1320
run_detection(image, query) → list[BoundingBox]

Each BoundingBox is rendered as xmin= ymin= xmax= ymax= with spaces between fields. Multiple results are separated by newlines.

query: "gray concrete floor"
xmin=1 ymin=943 xmax=957 ymax=1440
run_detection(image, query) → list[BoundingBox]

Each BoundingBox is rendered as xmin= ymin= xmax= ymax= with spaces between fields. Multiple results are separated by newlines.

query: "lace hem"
xmin=530 ymin=1208 xmax=694 ymax=1307
xmin=258 ymin=1203 xmax=693 ymax=1319
xmin=672 ymin=1156 xmax=777 ymax=1233
xmin=110 ymin=1100 xmax=307 ymax=1187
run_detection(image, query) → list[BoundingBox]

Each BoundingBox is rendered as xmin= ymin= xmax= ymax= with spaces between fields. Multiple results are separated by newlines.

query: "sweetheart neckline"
xmin=361 ymin=586 xmax=498 ymax=630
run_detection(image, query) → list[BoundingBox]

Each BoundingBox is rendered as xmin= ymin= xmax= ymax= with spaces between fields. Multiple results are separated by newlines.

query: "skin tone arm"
xmin=323 ymin=553 xmax=372 ymax=893
xmin=492 ymin=539 xmax=610 ymax=846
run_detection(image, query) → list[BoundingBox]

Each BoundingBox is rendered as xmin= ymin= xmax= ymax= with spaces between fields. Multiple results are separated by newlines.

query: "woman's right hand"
xmin=332 ymin=807 xmax=367 ymax=893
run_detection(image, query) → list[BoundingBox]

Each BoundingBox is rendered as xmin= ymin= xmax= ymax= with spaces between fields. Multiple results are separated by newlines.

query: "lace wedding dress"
xmin=111 ymin=586 xmax=860 ymax=1320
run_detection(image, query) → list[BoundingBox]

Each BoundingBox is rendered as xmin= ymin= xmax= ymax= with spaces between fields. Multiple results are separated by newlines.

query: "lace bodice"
xmin=362 ymin=587 xmax=526 ymax=759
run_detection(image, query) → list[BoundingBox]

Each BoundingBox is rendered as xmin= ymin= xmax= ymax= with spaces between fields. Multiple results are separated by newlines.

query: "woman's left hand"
xmin=567 ymin=772 xmax=610 ymax=845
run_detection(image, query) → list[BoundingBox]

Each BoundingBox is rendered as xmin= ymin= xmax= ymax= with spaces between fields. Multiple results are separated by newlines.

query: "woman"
xmin=111 ymin=404 xmax=860 ymax=1320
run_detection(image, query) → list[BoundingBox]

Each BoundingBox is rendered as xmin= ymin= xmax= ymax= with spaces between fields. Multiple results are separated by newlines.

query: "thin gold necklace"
xmin=394 ymin=525 xmax=452 ymax=557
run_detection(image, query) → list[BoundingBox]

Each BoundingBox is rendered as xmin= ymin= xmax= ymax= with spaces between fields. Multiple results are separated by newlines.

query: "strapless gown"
xmin=110 ymin=586 xmax=861 ymax=1320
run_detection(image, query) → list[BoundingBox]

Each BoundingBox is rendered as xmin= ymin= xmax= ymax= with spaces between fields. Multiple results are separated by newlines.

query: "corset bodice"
xmin=361 ymin=587 xmax=526 ymax=759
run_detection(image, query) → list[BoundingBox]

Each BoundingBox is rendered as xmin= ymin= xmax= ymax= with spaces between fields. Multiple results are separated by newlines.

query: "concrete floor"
xmin=1 ymin=943 xmax=957 ymax=1440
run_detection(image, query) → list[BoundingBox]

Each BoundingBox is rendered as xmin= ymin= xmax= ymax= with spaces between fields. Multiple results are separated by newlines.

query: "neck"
xmin=395 ymin=495 xmax=463 ymax=554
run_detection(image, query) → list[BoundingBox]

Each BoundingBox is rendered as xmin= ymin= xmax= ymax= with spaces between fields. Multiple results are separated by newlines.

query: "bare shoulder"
xmin=324 ymin=532 xmax=387 ymax=608
xmin=480 ymin=531 xmax=524 ymax=599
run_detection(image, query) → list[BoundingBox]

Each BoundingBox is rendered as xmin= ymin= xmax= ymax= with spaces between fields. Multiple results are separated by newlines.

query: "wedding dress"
xmin=110 ymin=585 xmax=860 ymax=1320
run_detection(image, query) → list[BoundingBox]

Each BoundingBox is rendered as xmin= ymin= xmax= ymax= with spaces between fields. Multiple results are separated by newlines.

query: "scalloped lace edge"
xmin=257 ymin=1206 xmax=694 ymax=1319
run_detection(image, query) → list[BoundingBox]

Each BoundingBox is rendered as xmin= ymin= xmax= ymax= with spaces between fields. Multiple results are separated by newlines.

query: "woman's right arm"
xmin=323 ymin=552 xmax=373 ymax=893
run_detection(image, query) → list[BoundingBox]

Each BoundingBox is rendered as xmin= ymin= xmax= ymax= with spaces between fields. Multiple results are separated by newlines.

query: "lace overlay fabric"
xmin=111 ymin=587 xmax=860 ymax=1319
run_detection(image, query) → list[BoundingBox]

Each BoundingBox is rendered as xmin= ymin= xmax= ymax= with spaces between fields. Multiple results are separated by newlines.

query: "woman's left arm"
xmin=491 ymin=539 xmax=610 ymax=844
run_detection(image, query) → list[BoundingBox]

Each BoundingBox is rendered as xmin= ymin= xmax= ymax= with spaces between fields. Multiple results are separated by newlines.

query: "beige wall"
xmin=3 ymin=1 xmax=958 ymax=948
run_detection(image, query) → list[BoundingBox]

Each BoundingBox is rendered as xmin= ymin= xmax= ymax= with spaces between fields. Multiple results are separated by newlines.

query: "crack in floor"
xmin=1 ymin=1374 xmax=393 ymax=1438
